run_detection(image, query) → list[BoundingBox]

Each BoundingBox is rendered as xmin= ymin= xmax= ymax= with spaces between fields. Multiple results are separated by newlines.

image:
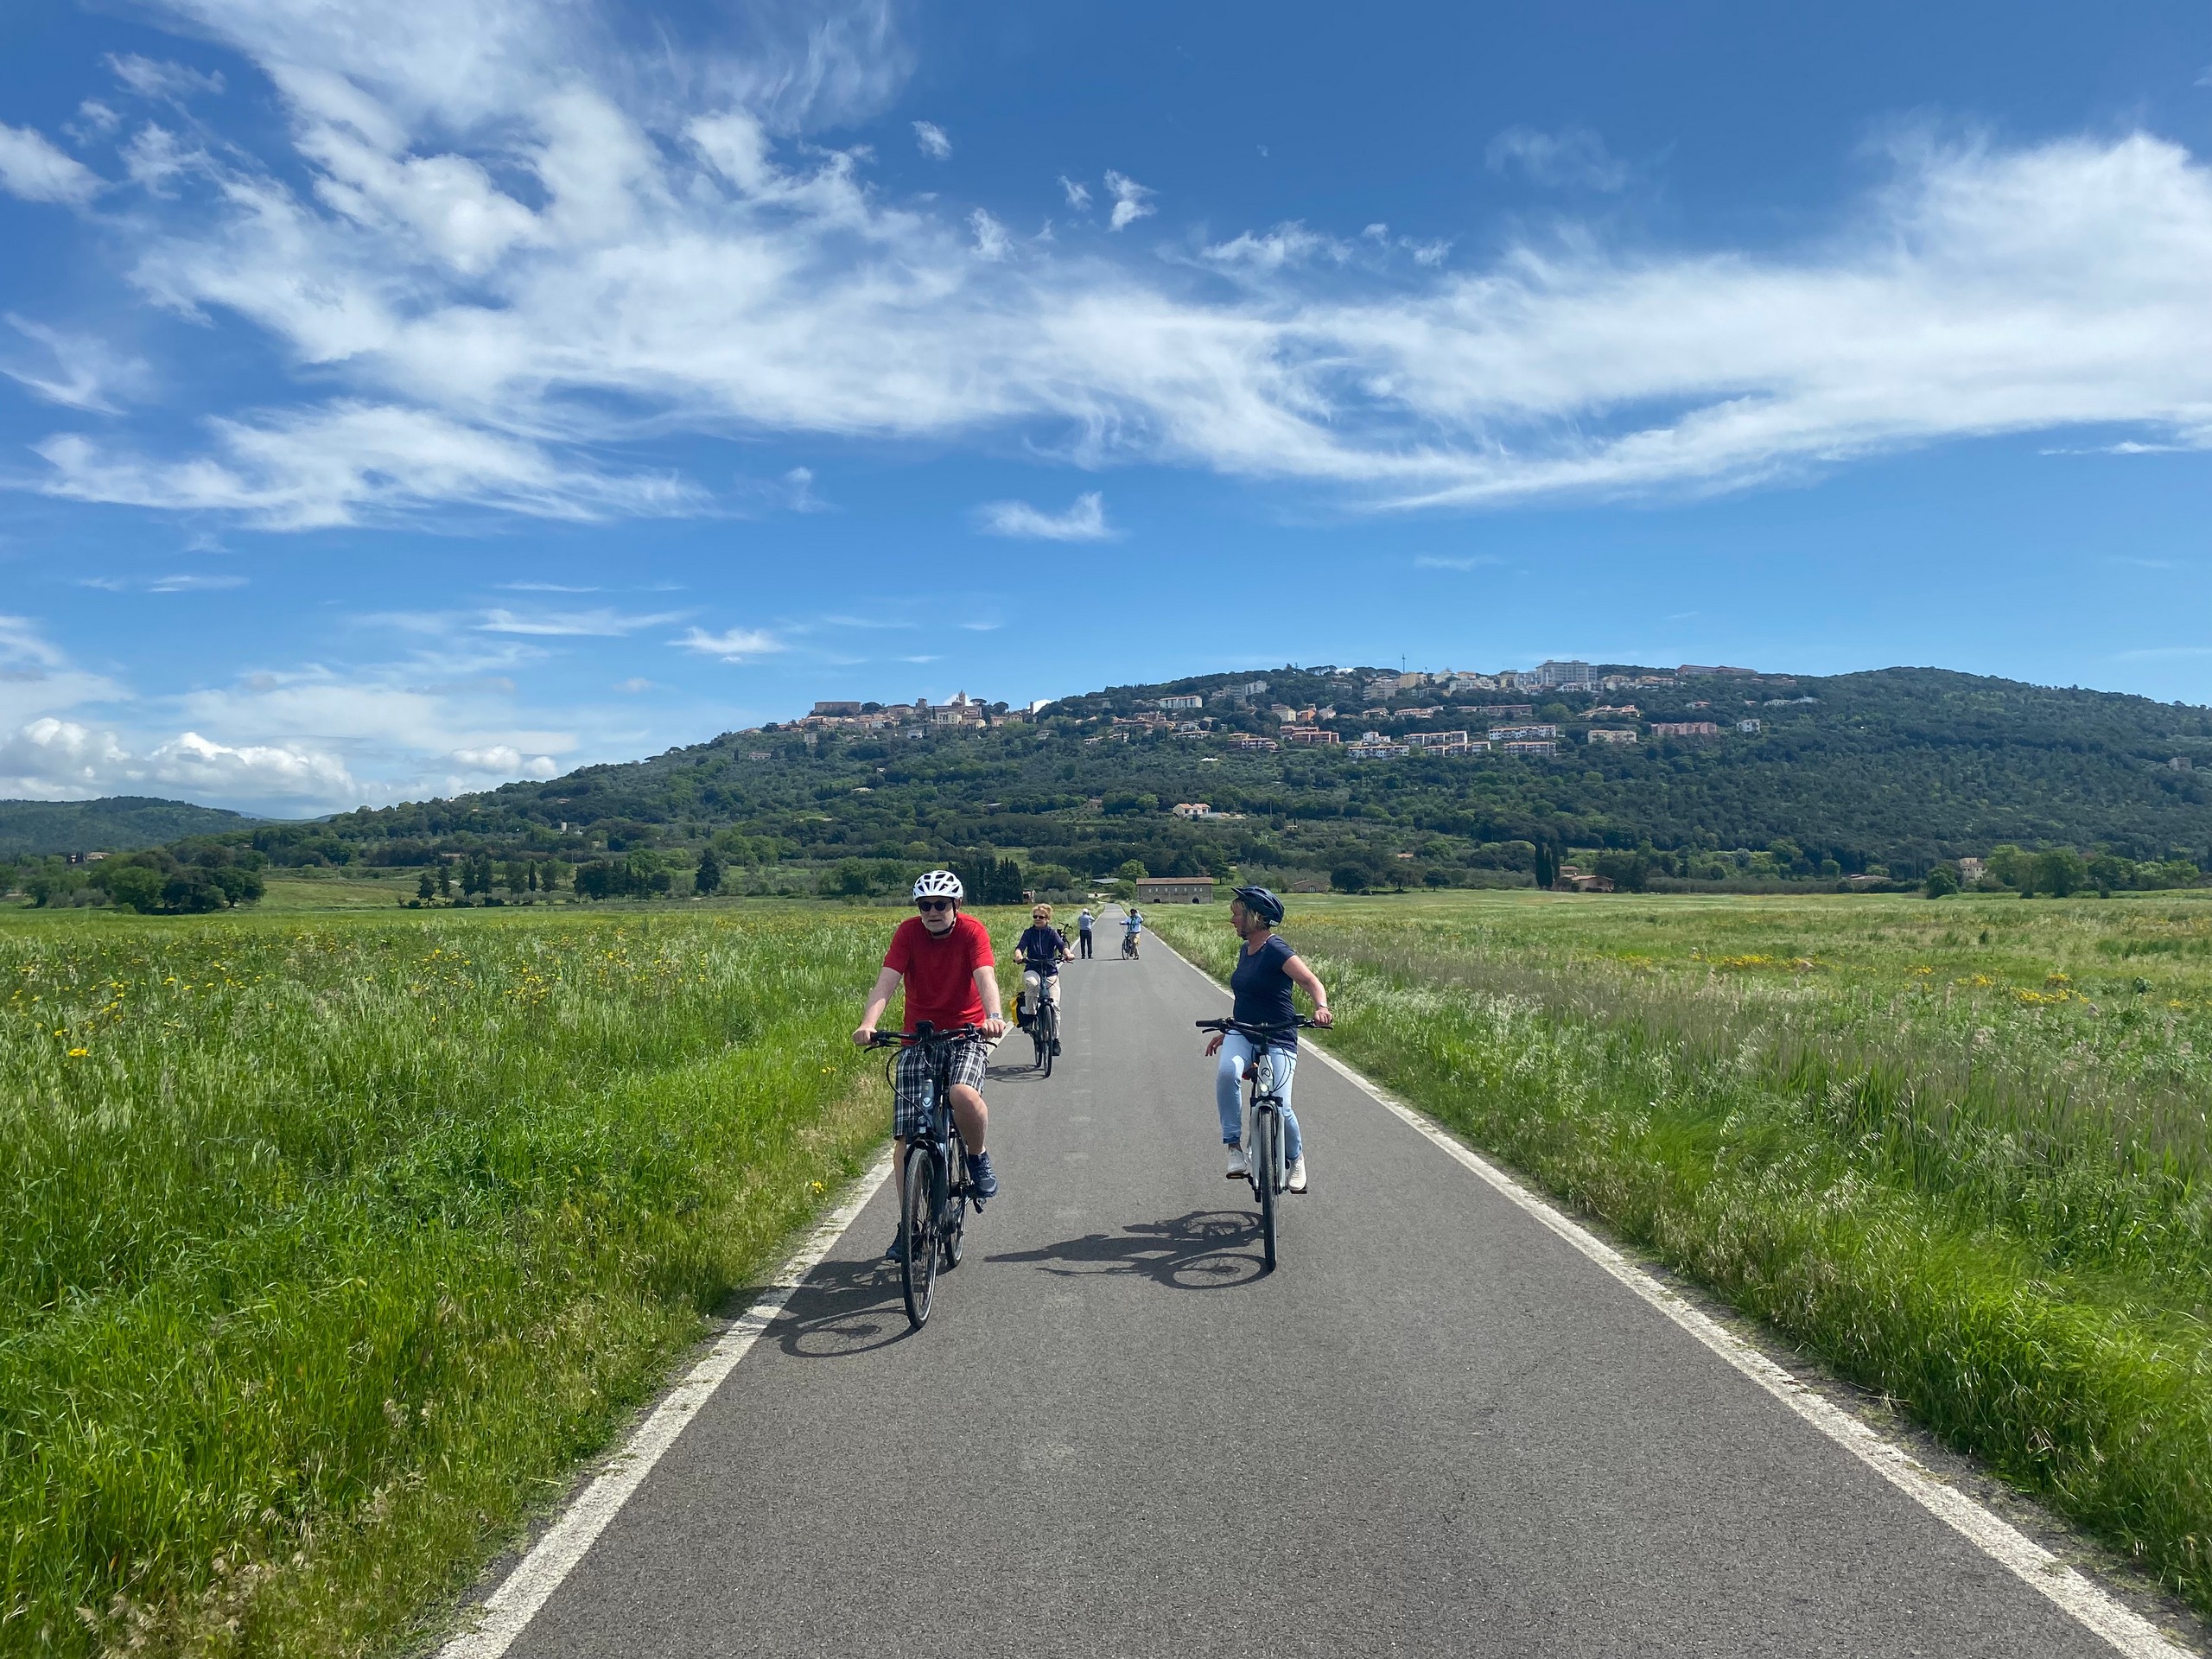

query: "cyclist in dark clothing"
xmin=1199 ymin=886 xmax=1332 ymax=1192
xmin=1014 ymin=903 xmax=1071 ymax=1053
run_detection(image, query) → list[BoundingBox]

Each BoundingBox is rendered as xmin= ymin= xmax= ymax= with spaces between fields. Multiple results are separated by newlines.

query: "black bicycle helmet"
xmin=1230 ymin=885 xmax=1284 ymax=925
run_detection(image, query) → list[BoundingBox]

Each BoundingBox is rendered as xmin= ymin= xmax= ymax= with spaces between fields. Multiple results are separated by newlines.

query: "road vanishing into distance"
xmin=466 ymin=916 xmax=2181 ymax=1658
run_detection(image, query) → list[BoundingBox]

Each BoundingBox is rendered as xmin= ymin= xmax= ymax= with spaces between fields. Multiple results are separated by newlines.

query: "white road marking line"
xmin=1152 ymin=935 xmax=2188 ymax=1659
xmin=439 ymin=1149 xmax=893 ymax=1659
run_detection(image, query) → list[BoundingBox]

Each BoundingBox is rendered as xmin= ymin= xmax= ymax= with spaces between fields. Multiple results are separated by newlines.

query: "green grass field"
xmin=23 ymin=886 xmax=2212 ymax=1649
xmin=1152 ymin=888 xmax=2212 ymax=1620
xmin=0 ymin=906 xmax=936 ymax=1657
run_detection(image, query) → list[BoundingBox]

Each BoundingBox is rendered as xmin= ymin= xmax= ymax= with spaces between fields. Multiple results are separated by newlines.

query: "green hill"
xmin=0 ymin=796 xmax=262 ymax=859
xmin=183 ymin=664 xmax=2212 ymax=894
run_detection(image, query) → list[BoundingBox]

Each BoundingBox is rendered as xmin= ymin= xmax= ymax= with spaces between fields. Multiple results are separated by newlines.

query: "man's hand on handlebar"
xmin=980 ymin=1015 xmax=1007 ymax=1039
xmin=852 ymin=1024 xmax=877 ymax=1048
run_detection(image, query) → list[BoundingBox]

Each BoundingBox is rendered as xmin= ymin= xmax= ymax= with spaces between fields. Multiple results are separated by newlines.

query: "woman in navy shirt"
xmin=1202 ymin=886 xmax=1332 ymax=1192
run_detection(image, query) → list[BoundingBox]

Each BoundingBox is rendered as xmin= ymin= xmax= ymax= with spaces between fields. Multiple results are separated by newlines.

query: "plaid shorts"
xmin=893 ymin=1033 xmax=991 ymax=1140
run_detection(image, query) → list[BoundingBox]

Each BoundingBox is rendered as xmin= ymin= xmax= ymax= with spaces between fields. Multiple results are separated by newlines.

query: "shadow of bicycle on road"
xmin=769 ymin=1255 xmax=925 ymax=1361
xmin=985 ymin=1210 xmax=1264 ymax=1291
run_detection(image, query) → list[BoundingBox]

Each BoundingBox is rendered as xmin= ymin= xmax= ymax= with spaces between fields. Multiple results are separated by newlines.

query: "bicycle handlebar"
xmin=868 ymin=1021 xmax=988 ymax=1048
xmin=1194 ymin=1015 xmax=1318 ymax=1036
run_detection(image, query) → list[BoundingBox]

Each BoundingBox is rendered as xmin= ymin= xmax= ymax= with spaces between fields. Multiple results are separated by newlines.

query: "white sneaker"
xmin=1224 ymin=1144 xmax=1250 ymax=1179
xmin=1287 ymin=1157 xmax=1308 ymax=1193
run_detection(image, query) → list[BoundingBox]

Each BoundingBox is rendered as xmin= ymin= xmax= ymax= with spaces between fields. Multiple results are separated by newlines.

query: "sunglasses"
xmin=916 ymin=899 xmax=955 ymax=912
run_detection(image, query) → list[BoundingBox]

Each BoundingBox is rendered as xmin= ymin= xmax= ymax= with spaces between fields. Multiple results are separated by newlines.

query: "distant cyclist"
xmin=1201 ymin=886 xmax=1332 ymax=1193
xmin=853 ymin=871 xmax=1008 ymax=1260
xmin=1122 ymin=906 xmax=1144 ymax=958
xmin=1014 ymin=903 xmax=1071 ymax=1055
xmin=1077 ymin=907 xmax=1095 ymax=959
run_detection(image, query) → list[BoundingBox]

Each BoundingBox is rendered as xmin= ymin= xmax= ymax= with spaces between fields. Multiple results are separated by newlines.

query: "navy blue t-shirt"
xmin=1230 ymin=933 xmax=1300 ymax=1046
xmin=1017 ymin=925 xmax=1065 ymax=969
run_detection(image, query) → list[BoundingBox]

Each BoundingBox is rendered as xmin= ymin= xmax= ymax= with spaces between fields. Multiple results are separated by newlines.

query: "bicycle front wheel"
xmin=1039 ymin=1000 xmax=1056 ymax=1077
xmin=899 ymin=1144 xmax=940 ymax=1326
xmin=1255 ymin=1107 xmax=1280 ymax=1272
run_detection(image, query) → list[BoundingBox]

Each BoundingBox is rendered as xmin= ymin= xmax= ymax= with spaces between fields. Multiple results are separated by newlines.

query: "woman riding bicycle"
xmin=1200 ymin=886 xmax=1332 ymax=1192
xmin=1014 ymin=903 xmax=1071 ymax=1055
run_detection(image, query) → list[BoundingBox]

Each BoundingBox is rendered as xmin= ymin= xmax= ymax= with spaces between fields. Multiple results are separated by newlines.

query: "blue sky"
xmin=3 ymin=1 xmax=2211 ymax=815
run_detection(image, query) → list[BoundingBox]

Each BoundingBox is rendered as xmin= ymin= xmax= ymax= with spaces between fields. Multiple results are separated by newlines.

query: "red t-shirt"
xmin=885 ymin=913 xmax=994 ymax=1033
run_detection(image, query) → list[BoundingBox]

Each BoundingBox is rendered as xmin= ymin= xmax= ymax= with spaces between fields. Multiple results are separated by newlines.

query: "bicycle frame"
xmin=1196 ymin=1016 xmax=1312 ymax=1271
xmin=872 ymin=1021 xmax=982 ymax=1326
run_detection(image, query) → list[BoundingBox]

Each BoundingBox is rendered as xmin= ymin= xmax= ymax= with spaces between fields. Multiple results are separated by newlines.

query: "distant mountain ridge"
xmin=0 ymin=796 xmax=261 ymax=858
xmin=168 ymin=664 xmax=2212 ymax=892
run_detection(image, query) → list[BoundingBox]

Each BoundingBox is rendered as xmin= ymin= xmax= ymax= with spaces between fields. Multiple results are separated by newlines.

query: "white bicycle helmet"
xmin=912 ymin=869 xmax=965 ymax=901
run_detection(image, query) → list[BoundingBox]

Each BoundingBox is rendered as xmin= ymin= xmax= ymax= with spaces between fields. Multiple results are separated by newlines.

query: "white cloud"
xmin=108 ymin=54 xmax=226 ymax=101
xmin=1414 ymin=554 xmax=1501 ymax=570
xmin=1103 ymin=168 xmax=1154 ymax=231
xmin=613 ymin=677 xmax=655 ymax=693
xmin=674 ymin=626 xmax=783 ymax=661
xmin=1202 ymin=222 xmax=1351 ymax=272
xmin=448 ymin=742 xmax=556 ymax=776
xmin=3 ymin=315 xmax=152 ymax=411
xmin=976 ymin=490 xmax=1112 ymax=540
xmin=34 ymin=404 xmax=701 ymax=529
xmin=1058 ymin=175 xmax=1090 ymax=209
xmin=20 ymin=1 xmax=2212 ymax=526
xmin=475 ymin=607 xmax=686 ymax=636
xmin=912 ymin=120 xmax=950 ymax=160
xmin=148 ymin=730 xmax=356 ymax=797
xmin=1485 ymin=125 xmax=1630 ymax=191
xmin=969 ymin=207 xmax=1010 ymax=259
xmin=0 ymin=124 xmax=103 ymax=205
xmin=80 ymin=573 xmax=248 ymax=592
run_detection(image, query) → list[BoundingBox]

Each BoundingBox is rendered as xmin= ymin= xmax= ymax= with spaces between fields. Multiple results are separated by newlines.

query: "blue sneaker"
xmin=965 ymin=1152 xmax=1000 ymax=1201
xmin=883 ymin=1229 xmax=907 ymax=1263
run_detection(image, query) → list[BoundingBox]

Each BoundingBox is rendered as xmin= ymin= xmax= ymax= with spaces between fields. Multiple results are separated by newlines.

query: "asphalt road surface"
xmin=497 ymin=919 xmax=2148 ymax=1658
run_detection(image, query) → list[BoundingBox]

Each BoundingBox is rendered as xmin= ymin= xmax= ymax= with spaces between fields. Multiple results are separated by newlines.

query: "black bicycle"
xmin=1196 ymin=1016 xmax=1314 ymax=1272
xmin=1027 ymin=971 xmax=1061 ymax=1075
xmin=870 ymin=1021 xmax=984 ymax=1327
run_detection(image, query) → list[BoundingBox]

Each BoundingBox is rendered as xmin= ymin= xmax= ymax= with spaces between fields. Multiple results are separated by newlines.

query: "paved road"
xmin=501 ymin=919 xmax=2136 ymax=1657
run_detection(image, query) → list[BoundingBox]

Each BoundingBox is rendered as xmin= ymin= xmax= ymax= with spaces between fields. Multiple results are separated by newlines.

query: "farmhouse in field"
xmin=1135 ymin=876 xmax=1214 ymax=904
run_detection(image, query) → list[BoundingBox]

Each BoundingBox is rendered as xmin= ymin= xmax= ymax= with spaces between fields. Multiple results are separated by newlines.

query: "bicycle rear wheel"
xmin=1255 ymin=1107 xmax=1280 ymax=1272
xmin=899 ymin=1144 xmax=940 ymax=1326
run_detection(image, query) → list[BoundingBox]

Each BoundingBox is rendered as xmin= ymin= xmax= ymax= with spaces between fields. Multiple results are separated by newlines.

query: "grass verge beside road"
xmin=1154 ymin=891 xmax=2212 ymax=1622
xmin=2 ymin=910 xmax=897 ymax=1657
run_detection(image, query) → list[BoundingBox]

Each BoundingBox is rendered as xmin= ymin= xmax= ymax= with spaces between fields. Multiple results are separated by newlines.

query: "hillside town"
xmin=766 ymin=661 xmax=1778 ymax=760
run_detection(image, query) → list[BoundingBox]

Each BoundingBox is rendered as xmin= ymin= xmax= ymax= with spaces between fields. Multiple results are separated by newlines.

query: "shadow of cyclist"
xmin=985 ymin=1210 xmax=1263 ymax=1292
xmin=768 ymin=1255 xmax=925 ymax=1360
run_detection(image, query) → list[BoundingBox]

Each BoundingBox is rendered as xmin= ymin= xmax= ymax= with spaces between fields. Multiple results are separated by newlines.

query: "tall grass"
xmin=0 ymin=910 xmax=896 ymax=1656
xmin=1154 ymin=893 xmax=2212 ymax=1618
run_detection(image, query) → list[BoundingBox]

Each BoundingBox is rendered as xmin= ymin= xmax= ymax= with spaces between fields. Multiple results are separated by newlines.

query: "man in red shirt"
xmin=854 ymin=870 xmax=1008 ymax=1260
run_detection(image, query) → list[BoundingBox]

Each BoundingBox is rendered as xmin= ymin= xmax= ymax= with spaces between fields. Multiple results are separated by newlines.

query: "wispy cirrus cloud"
xmin=976 ymin=490 xmax=1112 ymax=540
xmin=1414 ymin=554 xmax=1501 ymax=570
xmin=3 ymin=315 xmax=152 ymax=411
xmin=79 ymin=572 xmax=247 ymax=592
xmin=912 ymin=119 xmax=950 ymax=159
xmin=10 ymin=0 xmax=2212 ymax=533
xmin=1485 ymin=125 xmax=1630 ymax=191
xmin=35 ymin=404 xmax=702 ymax=530
xmin=475 ymin=607 xmax=687 ymax=636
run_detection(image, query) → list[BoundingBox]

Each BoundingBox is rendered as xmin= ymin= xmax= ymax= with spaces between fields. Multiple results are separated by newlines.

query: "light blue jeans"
xmin=1216 ymin=1032 xmax=1302 ymax=1162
